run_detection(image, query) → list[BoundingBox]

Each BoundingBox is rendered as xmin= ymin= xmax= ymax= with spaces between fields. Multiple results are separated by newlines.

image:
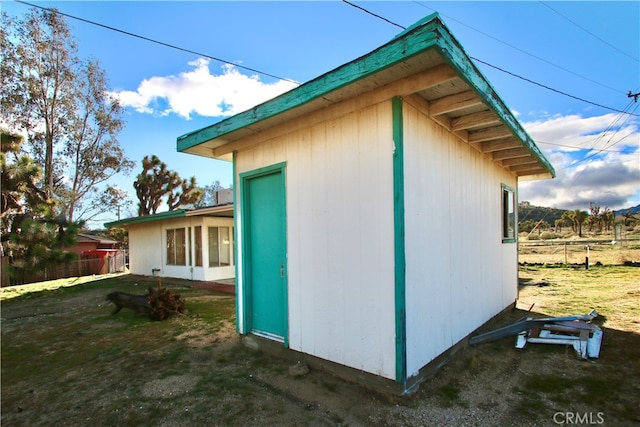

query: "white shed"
xmin=106 ymin=204 xmax=234 ymax=282
xmin=177 ymin=14 xmax=554 ymax=393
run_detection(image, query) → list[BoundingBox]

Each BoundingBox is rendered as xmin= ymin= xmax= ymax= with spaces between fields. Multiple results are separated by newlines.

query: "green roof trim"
xmin=428 ymin=17 xmax=556 ymax=177
xmin=176 ymin=14 xmax=440 ymax=153
xmin=177 ymin=13 xmax=554 ymax=178
xmin=104 ymin=209 xmax=187 ymax=229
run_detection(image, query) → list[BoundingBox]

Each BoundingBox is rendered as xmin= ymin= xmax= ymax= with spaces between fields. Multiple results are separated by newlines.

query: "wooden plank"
xmin=492 ymin=147 xmax=530 ymax=160
xmin=478 ymin=137 xmax=522 ymax=153
xmin=501 ymin=157 xmax=539 ymax=167
xmin=451 ymin=110 xmax=498 ymax=131
xmin=429 ymin=90 xmax=483 ymax=116
xmin=509 ymin=163 xmax=546 ymax=173
xmin=468 ymin=125 xmax=513 ymax=144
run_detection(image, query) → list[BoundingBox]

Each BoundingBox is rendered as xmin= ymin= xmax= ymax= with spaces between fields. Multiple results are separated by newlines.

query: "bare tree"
xmin=1 ymin=9 xmax=78 ymax=199
xmin=62 ymin=61 xmax=134 ymax=221
xmin=193 ymin=180 xmax=224 ymax=207
xmin=1 ymin=8 xmax=133 ymax=221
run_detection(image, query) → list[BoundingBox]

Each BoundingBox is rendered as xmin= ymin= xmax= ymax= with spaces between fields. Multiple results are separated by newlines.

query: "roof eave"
xmin=176 ymin=14 xmax=443 ymax=155
xmin=104 ymin=210 xmax=187 ymax=229
xmin=177 ymin=13 xmax=555 ymax=179
xmin=430 ymin=20 xmax=555 ymax=179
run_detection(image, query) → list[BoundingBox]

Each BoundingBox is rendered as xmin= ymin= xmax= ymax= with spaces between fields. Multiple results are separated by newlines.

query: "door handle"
xmin=280 ymin=263 xmax=284 ymax=278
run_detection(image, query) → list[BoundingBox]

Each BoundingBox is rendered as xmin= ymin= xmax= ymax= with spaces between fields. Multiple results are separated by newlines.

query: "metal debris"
xmin=470 ymin=310 xmax=602 ymax=359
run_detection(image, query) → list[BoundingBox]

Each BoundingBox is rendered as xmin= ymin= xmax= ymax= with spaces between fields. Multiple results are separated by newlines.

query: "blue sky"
xmin=3 ymin=1 xmax=639 ymax=224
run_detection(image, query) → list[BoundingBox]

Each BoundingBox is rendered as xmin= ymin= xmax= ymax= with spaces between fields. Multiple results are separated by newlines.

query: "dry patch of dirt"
xmin=2 ymin=272 xmax=639 ymax=426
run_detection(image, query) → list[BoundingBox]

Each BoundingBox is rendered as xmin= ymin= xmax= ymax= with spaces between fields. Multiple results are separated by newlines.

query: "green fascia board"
xmin=177 ymin=12 xmax=554 ymax=176
xmin=176 ymin=15 xmax=441 ymax=152
xmin=430 ymin=19 xmax=556 ymax=178
xmin=104 ymin=209 xmax=187 ymax=229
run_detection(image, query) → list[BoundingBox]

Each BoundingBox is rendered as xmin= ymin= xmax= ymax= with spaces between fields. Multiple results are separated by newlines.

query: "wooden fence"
xmin=1 ymin=251 xmax=127 ymax=287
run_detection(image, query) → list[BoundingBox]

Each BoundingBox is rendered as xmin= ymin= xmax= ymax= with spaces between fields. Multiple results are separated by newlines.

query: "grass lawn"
xmin=1 ymin=267 xmax=639 ymax=426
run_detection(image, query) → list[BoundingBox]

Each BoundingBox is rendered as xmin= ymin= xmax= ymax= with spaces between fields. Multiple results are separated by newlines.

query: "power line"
xmin=536 ymin=140 xmax=631 ymax=153
xmin=14 ymin=0 xmax=638 ymax=119
xmin=342 ymin=0 xmax=405 ymax=30
xmin=539 ymin=1 xmax=639 ymax=63
xmin=557 ymin=101 xmax=640 ymax=173
xmin=13 ymin=0 xmax=299 ymax=85
xmin=472 ymin=58 xmax=639 ymax=117
xmin=411 ymin=1 xmax=627 ymax=95
xmin=342 ymin=0 xmax=639 ymax=117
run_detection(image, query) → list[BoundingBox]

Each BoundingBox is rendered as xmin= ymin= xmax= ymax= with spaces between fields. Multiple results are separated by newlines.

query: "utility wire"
xmin=558 ymin=101 xmax=639 ymax=173
xmin=342 ymin=0 xmax=405 ymax=30
xmin=472 ymin=58 xmax=639 ymax=117
xmin=343 ymin=0 xmax=639 ymax=117
xmin=539 ymin=0 xmax=639 ymax=63
xmin=15 ymin=0 xmax=638 ymax=118
xmin=13 ymin=0 xmax=299 ymax=85
xmin=346 ymin=0 xmax=639 ymax=218
xmin=536 ymin=140 xmax=631 ymax=153
xmin=412 ymin=1 xmax=627 ymax=95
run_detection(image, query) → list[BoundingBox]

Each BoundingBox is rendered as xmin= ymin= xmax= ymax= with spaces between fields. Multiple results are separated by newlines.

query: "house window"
xmin=194 ymin=226 xmax=203 ymax=267
xmin=208 ymin=227 xmax=231 ymax=267
xmin=166 ymin=228 xmax=187 ymax=265
xmin=502 ymin=184 xmax=516 ymax=242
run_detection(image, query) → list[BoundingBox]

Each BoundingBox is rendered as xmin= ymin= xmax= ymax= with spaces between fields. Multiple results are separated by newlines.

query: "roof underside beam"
xmin=429 ymin=90 xmax=484 ymax=116
xmin=451 ymin=110 xmax=500 ymax=131
xmin=492 ymin=147 xmax=531 ymax=160
xmin=475 ymin=137 xmax=522 ymax=153
xmin=468 ymin=125 xmax=514 ymax=144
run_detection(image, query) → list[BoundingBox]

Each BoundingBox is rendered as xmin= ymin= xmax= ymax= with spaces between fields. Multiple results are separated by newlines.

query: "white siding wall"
xmin=128 ymin=221 xmax=163 ymax=277
xmin=403 ymin=103 xmax=518 ymax=377
xmin=128 ymin=217 xmax=234 ymax=282
xmin=236 ymin=101 xmax=398 ymax=379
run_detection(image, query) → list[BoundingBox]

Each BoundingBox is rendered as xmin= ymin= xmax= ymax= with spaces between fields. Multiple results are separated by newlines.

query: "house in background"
xmin=66 ymin=233 xmax=120 ymax=257
xmin=177 ymin=14 xmax=554 ymax=393
xmin=66 ymin=233 xmax=125 ymax=276
xmin=105 ymin=198 xmax=234 ymax=282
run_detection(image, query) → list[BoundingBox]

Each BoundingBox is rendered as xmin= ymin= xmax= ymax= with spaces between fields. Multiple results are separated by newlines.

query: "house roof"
xmin=76 ymin=233 xmax=119 ymax=245
xmin=177 ymin=13 xmax=554 ymax=180
xmin=104 ymin=203 xmax=234 ymax=229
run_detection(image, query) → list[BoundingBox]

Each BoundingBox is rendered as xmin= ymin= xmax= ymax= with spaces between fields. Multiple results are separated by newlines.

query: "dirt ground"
xmin=2 ymin=271 xmax=639 ymax=426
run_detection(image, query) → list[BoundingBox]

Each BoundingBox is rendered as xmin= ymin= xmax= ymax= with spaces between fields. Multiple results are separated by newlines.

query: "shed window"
xmin=502 ymin=184 xmax=516 ymax=242
xmin=166 ymin=228 xmax=187 ymax=265
xmin=208 ymin=227 xmax=231 ymax=267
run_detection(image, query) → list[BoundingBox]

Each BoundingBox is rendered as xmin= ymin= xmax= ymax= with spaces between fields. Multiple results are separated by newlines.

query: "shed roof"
xmin=104 ymin=203 xmax=234 ymax=229
xmin=177 ymin=13 xmax=554 ymax=180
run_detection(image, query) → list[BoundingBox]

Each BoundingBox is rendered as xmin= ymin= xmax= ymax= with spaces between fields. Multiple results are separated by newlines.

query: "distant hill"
xmin=614 ymin=204 xmax=640 ymax=216
xmin=519 ymin=202 xmax=640 ymax=225
xmin=518 ymin=202 xmax=566 ymax=225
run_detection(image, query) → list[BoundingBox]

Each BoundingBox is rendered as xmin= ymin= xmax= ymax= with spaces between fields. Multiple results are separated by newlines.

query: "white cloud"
xmin=110 ymin=58 xmax=299 ymax=119
xmin=519 ymin=113 xmax=640 ymax=211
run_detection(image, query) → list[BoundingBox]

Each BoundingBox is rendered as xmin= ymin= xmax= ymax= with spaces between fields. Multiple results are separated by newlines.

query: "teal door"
xmin=242 ymin=165 xmax=287 ymax=342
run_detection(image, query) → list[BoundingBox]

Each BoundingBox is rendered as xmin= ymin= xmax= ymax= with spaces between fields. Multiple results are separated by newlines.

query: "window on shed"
xmin=166 ymin=228 xmax=187 ymax=265
xmin=208 ymin=227 xmax=231 ymax=267
xmin=502 ymin=184 xmax=516 ymax=242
